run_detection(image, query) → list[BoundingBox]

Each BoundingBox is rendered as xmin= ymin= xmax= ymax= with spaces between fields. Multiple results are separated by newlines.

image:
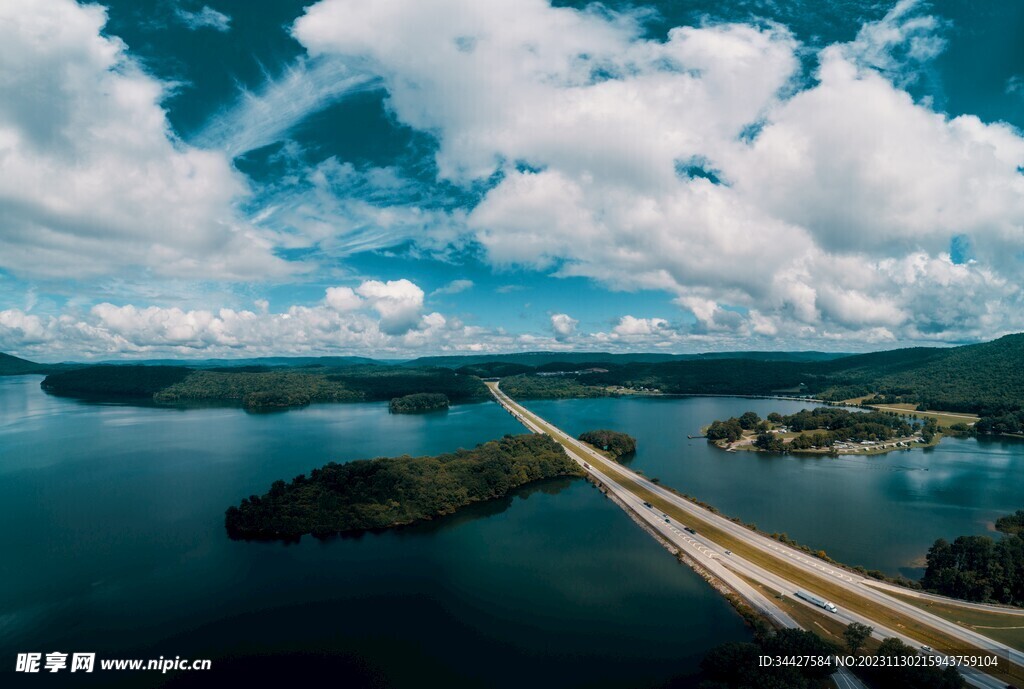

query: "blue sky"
xmin=1 ymin=0 xmax=1023 ymax=360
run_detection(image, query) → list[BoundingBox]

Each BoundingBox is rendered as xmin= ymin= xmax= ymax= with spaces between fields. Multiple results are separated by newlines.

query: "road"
xmin=488 ymin=382 xmax=1016 ymax=689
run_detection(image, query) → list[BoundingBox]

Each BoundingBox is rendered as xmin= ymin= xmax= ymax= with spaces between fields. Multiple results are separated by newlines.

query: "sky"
xmin=1 ymin=0 xmax=1023 ymax=361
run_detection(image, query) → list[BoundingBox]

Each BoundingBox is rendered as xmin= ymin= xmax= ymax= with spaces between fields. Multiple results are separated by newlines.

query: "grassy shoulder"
xmin=224 ymin=434 xmax=583 ymax=539
xmin=880 ymin=589 xmax=1024 ymax=652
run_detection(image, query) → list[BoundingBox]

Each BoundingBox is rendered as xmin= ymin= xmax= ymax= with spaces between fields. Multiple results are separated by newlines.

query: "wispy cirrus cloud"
xmin=431 ymin=279 xmax=474 ymax=296
xmin=175 ymin=4 xmax=232 ymax=32
xmin=192 ymin=57 xmax=380 ymax=159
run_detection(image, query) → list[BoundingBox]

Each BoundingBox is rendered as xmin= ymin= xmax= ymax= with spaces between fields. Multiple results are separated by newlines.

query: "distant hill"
xmin=498 ymin=334 xmax=1024 ymax=415
xmin=12 ymin=334 xmax=1024 ymax=414
xmin=94 ymin=356 xmax=384 ymax=368
xmin=405 ymin=350 xmax=851 ymax=369
xmin=857 ymin=334 xmax=1024 ymax=413
xmin=0 ymin=352 xmax=57 ymax=375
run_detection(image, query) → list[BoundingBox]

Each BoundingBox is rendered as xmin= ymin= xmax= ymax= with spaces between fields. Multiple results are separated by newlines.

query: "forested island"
xmin=922 ymin=510 xmax=1024 ymax=605
xmin=224 ymin=434 xmax=583 ymax=539
xmin=41 ymin=364 xmax=488 ymax=410
xmin=577 ymin=430 xmax=636 ymax=458
xmin=704 ymin=407 xmax=938 ymax=455
xmin=389 ymin=392 xmax=449 ymax=413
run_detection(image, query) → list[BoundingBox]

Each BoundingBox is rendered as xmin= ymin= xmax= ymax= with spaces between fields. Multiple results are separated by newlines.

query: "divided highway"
xmin=488 ymin=382 xmax=1018 ymax=689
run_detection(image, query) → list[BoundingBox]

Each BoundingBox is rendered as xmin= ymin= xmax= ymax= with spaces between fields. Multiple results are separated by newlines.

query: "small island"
xmin=577 ymin=430 xmax=637 ymax=459
xmin=705 ymin=407 xmax=939 ymax=455
xmin=389 ymin=392 xmax=449 ymax=414
xmin=224 ymin=434 xmax=583 ymax=539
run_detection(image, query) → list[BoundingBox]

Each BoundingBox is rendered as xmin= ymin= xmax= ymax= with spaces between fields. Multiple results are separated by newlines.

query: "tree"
xmin=707 ymin=418 xmax=743 ymax=443
xmin=754 ymin=432 xmax=786 ymax=452
xmin=738 ymin=411 xmax=761 ymax=430
xmin=843 ymin=622 xmax=873 ymax=653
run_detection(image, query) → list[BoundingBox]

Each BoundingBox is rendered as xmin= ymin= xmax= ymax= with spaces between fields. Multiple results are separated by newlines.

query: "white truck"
xmin=795 ymin=590 xmax=838 ymax=613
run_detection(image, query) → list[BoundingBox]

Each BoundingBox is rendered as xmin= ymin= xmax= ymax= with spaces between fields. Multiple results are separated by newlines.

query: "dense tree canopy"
xmin=922 ymin=518 xmax=1024 ymax=605
xmin=225 ymin=434 xmax=583 ymax=539
xmin=389 ymin=393 xmax=450 ymax=413
xmin=42 ymin=364 xmax=488 ymax=410
xmin=577 ymin=430 xmax=636 ymax=458
xmin=41 ymin=365 xmax=192 ymax=397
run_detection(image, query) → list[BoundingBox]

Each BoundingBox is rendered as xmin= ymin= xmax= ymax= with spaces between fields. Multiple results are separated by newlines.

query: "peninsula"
xmin=704 ymin=407 xmax=940 ymax=455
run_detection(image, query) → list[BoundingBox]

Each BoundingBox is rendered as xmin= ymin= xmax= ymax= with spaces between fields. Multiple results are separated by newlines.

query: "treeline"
xmin=389 ymin=393 xmax=449 ymax=413
xmin=922 ymin=510 xmax=1024 ymax=605
xmin=499 ymin=374 xmax=610 ymax=399
xmin=224 ymin=434 xmax=583 ymax=539
xmin=493 ymin=334 xmax=1024 ymax=419
xmin=156 ymin=370 xmax=360 ymax=409
xmin=41 ymin=365 xmax=192 ymax=397
xmin=41 ymin=364 xmax=488 ymax=410
xmin=577 ymin=430 xmax=636 ymax=458
xmin=325 ymin=366 xmax=489 ymax=403
xmin=973 ymin=409 xmax=1024 ymax=436
xmin=691 ymin=624 xmax=963 ymax=689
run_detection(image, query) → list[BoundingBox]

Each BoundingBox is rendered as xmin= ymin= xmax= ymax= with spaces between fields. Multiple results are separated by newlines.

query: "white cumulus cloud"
xmin=288 ymin=0 xmax=1024 ymax=345
xmin=0 ymin=0 xmax=289 ymax=281
xmin=549 ymin=313 xmax=579 ymax=342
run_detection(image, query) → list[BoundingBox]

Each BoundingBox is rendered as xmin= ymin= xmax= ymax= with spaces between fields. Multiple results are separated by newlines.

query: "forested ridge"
xmin=41 ymin=364 xmax=488 ymax=410
xmin=492 ymin=334 xmax=1024 ymax=431
xmin=224 ymin=434 xmax=583 ymax=539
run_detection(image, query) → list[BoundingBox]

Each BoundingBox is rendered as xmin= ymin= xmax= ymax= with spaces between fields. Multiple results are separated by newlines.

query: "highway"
xmin=488 ymin=382 xmax=1017 ymax=689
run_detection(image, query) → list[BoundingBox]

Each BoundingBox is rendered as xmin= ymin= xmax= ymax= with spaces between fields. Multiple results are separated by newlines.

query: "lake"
xmin=0 ymin=377 xmax=747 ymax=688
xmin=528 ymin=395 xmax=1024 ymax=578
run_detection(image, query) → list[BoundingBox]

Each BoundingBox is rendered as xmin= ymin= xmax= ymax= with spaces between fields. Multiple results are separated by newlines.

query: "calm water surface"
xmin=528 ymin=396 xmax=1024 ymax=578
xmin=0 ymin=377 xmax=748 ymax=688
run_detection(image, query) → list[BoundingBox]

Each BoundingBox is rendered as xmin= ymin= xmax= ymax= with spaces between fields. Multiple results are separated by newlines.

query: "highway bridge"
xmin=487 ymin=381 xmax=1020 ymax=689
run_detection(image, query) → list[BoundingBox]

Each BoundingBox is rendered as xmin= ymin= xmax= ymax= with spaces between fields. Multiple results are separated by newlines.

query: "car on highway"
xmin=724 ymin=550 xmax=732 ymax=555
xmin=665 ymin=518 xmax=670 ymax=523
xmin=684 ymin=527 xmax=696 ymax=535
xmin=920 ymin=645 xmax=932 ymax=653
xmin=643 ymin=502 xmax=652 ymax=508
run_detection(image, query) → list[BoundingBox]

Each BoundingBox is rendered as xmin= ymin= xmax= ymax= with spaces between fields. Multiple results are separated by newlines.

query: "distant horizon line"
xmin=7 ymin=344 xmax=981 ymax=366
